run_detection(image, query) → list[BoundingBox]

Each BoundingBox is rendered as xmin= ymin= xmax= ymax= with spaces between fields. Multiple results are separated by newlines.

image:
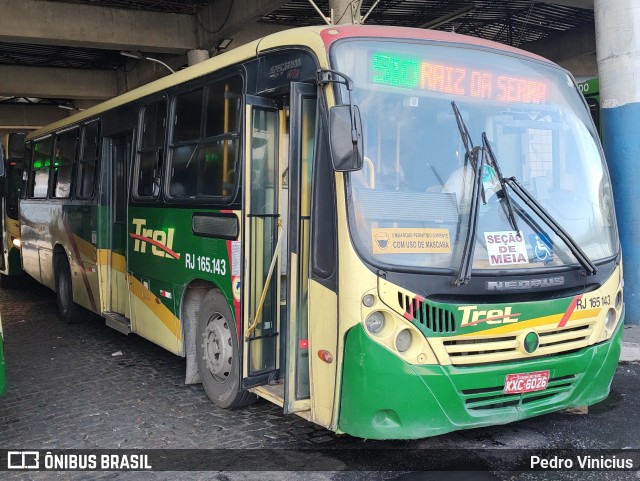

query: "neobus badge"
xmin=458 ymin=305 xmax=520 ymax=327
xmin=130 ymin=218 xmax=180 ymax=260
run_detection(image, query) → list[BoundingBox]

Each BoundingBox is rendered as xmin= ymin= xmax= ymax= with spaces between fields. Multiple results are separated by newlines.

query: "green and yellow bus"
xmin=0 ymin=132 xmax=26 ymax=287
xmin=19 ymin=25 xmax=622 ymax=439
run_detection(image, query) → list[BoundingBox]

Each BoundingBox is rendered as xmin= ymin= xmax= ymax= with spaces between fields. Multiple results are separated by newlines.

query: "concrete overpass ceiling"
xmin=0 ymin=41 xmax=122 ymax=70
xmin=264 ymin=1 xmax=594 ymax=46
xmin=0 ymin=0 xmax=597 ymax=129
xmin=0 ymin=0 xmax=595 ymax=71
xmin=56 ymin=0 xmax=216 ymax=14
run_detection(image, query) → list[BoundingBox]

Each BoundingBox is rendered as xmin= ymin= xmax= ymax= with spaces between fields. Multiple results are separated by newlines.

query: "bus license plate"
xmin=503 ymin=370 xmax=550 ymax=394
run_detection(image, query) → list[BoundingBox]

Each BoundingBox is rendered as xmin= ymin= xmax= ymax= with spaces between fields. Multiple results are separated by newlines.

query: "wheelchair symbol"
xmin=533 ymin=235 xmax=552 ymax=261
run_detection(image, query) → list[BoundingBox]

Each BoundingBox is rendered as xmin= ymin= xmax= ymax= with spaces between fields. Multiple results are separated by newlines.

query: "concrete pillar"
xmin=187 ymin=49 xmax=209 ymax=66
xmin=595 ymin=0 xmax=640 ymax=324
xmin=329 ymin=0 xmax=359 ymax=24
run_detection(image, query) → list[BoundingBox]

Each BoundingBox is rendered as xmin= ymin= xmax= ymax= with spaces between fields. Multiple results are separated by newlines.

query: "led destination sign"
xmin=370 ymin=52 xmax=547 ymax=104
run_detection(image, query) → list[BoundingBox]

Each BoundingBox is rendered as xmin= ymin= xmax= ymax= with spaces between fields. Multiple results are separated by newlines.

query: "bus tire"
xmin=196 ymin=290 xmax=256 ymax=409
xmin=54 ymin=257 xmax=87 ymax=324
xmin=0 ymin=274 xmax=11 ymax=289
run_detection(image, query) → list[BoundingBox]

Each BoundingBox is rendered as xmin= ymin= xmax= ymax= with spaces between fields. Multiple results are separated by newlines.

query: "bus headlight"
xmin=362 ymin=294 xmax=376 ymax=307
xmin=615 ymin=290 xmax=623 ymax=310
xmin=11 ymin=238 xmax=20 ymax=248
xmin=605 ymin=308 xmax=617 ymax=330
xmin=365 ymin=311 xmax=385 ymax=334
xmin=395 ymin=329 xmax=413 ymax=352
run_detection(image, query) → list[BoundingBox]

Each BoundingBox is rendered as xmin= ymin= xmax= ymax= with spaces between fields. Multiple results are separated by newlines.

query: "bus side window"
xmin=169 ymin=87 xmax=203 ymax=198
xmin=29 ymin=137 xmax=53 ymax=199
xmin=51 ymin=128 xmax=79 ymax=199
xmin=168 ymin=76 xmax=241 ymax=200
xmin=77 ymin=120 xmax=100 ymax=199
xmin=136 ymin=98 xmax=167 ymax=199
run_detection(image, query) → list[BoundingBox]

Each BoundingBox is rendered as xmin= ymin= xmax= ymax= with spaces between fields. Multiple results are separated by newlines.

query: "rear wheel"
xmin=196 ymin=290 xmax=256 ymax=408
xmin=55 ymin=256 xmax=87 ymax=324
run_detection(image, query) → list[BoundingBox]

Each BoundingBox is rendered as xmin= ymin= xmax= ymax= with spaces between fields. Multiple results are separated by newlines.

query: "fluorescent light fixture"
xmin=215 ymin=38 xmax=233 ymax=51
xmin=120 ymin=51 xmax=143 ymax=60
xmin=58 ymin=104 xmax=84 ymax=111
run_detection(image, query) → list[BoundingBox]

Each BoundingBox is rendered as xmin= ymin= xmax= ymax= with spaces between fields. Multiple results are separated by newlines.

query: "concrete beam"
xmin=0 ymin=0 xmax=196 ymax=54
xmin=0 ymin=104 xmax=69 ymax=130
xmin=196 ymin=0 xmax=290 ymax=51
xmin=556 ymin=52 xmax=598 ymax=77
xmin=0 ymin=65 xmax=118 ymax=100
xmin=520 ymin=23 xmax=597 ymax=75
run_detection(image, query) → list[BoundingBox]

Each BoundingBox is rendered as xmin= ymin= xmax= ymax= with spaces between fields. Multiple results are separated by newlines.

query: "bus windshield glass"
xmin=332 ymin=39 xmax=617 ymax=273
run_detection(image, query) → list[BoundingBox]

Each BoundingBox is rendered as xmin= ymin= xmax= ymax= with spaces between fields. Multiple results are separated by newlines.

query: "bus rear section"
xmin=0 ymin=132 xmax=26 ymax=287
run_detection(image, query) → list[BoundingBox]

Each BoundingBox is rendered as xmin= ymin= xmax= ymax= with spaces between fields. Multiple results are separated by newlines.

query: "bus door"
xmin=105 ymin=134 xmax=132 ymax=330
xmin=283 ymin=83 xmax=316 ymax=413
xmin=241 ymin=84 xmax=317 ymax=414
xmin=242 ymin=96 xmax=282 ymax=389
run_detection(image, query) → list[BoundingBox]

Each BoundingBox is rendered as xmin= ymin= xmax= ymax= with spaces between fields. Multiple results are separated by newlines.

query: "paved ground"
xmin=1 ymin=275 xmax=639 ymax=481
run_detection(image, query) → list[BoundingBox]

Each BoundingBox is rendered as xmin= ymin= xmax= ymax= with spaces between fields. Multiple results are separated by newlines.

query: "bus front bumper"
xmin=338 ymin=320 xmax=623 ymax=440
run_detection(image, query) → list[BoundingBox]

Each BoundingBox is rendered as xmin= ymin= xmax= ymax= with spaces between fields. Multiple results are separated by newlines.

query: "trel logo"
xmin=130 ymin=218 xmax=180 ymax=259
xmin=458 ymin=305 xmax=521 ymax=327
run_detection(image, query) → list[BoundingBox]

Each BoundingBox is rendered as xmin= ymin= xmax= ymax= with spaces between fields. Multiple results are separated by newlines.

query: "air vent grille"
xmin=398 ymin=293 xmax=456 ymax=333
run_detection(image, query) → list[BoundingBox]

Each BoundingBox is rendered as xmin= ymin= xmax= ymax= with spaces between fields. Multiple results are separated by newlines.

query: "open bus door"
xmin=104 ymin=133 xmax=133 ymax=333
xmin=282 ymin=83 xmax=316 ymax=413
xmin=242 ymin=96 xmax=282 ymax=390
xmin=242 ymin=84 xmax=317 ymax=414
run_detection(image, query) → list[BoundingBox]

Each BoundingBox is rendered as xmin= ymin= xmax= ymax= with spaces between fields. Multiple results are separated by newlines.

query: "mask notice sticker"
xmin=372 ymin=228 xmax=451 ymax=254
xmin=485 ymin=231 xmax=529 ymax=266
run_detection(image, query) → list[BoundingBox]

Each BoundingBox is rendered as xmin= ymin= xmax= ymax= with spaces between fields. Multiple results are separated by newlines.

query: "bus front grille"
xmin=461 ymin=374 xmax=577 ymax=412
xmin=441 ymin=321 xmax=594 ymax=365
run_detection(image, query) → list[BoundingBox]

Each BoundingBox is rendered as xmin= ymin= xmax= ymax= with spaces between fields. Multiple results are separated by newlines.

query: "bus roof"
xmin=316 ymin=24 xmax=552 ymax=63
xmin=26 ymin=25 xmax=555 ymax=141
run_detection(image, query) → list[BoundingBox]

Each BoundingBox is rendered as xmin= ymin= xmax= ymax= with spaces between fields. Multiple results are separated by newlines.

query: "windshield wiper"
xmin=451 ymin=102 xmax=486 ymax=204
xmin=451 ymin=145 xmax=486 ymax=286
xmin=483 ymin=131 xmax=595 ymax=275
xmin=482 ymin=132 xmax=519 ymax=233
xmin=503 ymin=177 xmax=597 ymax=276
xmin=450 ymin=101 xmax=488 ymax=286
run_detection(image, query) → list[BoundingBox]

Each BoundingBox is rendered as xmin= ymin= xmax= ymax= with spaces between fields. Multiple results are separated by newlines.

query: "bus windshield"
xmin=332 ymin=39 xmax=617 ymax=273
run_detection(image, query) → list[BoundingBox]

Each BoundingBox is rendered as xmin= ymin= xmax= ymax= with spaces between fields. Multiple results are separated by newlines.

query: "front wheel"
xmin=196 ymin=290 xmax=256 ymax=408
xmin=55 ymin=257 xmax=87 ymax=324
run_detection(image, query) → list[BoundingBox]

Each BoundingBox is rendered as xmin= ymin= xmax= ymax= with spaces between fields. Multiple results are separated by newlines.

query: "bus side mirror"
xmin=329 ymin=104 xmax=364 ymax=172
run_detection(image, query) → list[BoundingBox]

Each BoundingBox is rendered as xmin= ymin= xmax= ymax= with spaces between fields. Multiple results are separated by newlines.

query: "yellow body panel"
xmin=129 ymin=275 xmax=182 ymax=355
xmin=307 ymin=280 xmax=338 ymax=427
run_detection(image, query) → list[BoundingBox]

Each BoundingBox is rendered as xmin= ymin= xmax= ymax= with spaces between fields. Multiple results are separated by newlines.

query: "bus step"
xmin=105 ymin=312 xmax=131 ymax=335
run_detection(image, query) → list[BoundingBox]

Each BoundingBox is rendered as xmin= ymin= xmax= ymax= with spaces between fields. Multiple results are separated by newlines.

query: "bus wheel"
xmin=196 ymin=290 xmax=256 ymax=408
xmin=55 ymin=257 xmax=86 ymax=324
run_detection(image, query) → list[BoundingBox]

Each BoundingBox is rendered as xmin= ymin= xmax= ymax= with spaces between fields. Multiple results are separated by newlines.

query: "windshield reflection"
xmin=335 ymin=40 xmax=617 ymax=273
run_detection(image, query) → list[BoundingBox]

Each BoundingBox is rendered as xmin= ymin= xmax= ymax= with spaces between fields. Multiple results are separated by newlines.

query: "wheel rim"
xmin=202 ymin=312 xmax=233 ymax=383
